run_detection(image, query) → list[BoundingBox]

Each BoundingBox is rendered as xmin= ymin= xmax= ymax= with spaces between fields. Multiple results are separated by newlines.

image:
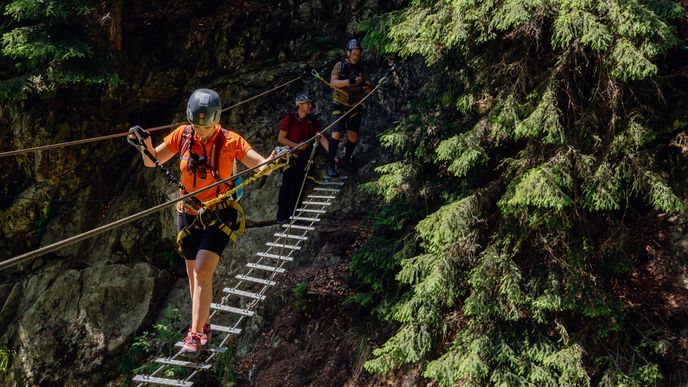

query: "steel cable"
xmin=0 ymin=75 xmax=303 ymax=158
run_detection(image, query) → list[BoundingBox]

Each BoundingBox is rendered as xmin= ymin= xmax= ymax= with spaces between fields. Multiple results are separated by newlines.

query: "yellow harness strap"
xmin=332 ymin=109 xmax=360 ymax=118
xmin=175 ymin=200 xmax=245 ymax=253
xmin=176 ymin=161 xmax=287 ymax=254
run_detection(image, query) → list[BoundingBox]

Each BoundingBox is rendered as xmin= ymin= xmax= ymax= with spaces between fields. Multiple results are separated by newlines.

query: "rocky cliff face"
xmin=0 ymin=0 xmax=415 ymax=384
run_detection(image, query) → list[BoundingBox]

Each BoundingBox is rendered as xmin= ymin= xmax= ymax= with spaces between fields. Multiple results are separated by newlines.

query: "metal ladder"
xmin=133 ymin=180 xmax=344 ymax=386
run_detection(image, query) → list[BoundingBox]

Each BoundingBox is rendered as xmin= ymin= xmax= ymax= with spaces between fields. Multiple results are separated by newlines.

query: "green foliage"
xmin=360 ymin=0 xmax=686 ymax=384
xmin=293 ymin=282 xmax=307 ymax=299
xmin=0 ymin=347 xmax=12 ymax=374
xmin=349 ymin=201 xmax=415 ymax=307
xmin=436 ymin=127 xmax=488 ymax=177
xmin=349 ymin=236 xmax=401 ymax=303
xmin=600 ymin=363 xmax=663 ymax=387
xmin=500 ymin=152 xmax=573 ymax=214
xmin=581 ymin=161 xmax=623 ymax=211
xmin=361 ymin=161 xmax=421 ymax=203
xmin=0 ymin=0 xmax=117 ymax=99
xmin=119 ymin=307 xmax=183 ymax=380
xmin=464 ymin=244 xmax=525 ymax=321
xmin=35 ymin=201 xmax=59 ymax=239
xmin=421 ymin=325 xmax=590 ymax=387
xmin=210 ymin=348 xmax=239 ymax=387
xmin=293 ymin=282 xmax=308 ymax=311
xmin=514 ymin=89 xmax=565 ymax=144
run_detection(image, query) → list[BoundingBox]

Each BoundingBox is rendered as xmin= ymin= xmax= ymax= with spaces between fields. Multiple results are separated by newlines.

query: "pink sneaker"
xmin=182 ymin=331 xmax=202 ymax=355
xmin=202 ymin=324 xmax=212 ymax=345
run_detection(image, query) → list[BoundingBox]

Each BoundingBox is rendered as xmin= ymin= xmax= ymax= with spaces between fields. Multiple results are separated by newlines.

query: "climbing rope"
xmin=0 ymin=68 xmax=390 ymax=272
xmin=0 ymin=75 xmax=303 ymax=158
xmin=134 ymin=179 xmax=342 ymax=386
xmin=136 ymin=131 xmax=325 ymax=387
xmin=0 ymin=150 xmax=289 ymax=272
xmin=299 ymin=70 xmax=389 ymax=144
xmin=310 ymin=69 xmax=349 ymax=98
xmin=0 ymin=63 xmax=393 ymax=387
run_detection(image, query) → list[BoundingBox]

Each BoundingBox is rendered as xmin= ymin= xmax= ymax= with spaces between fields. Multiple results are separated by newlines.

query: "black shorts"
xmin=176 ymin=208 xmax=238 ymax=260
xmin=331 ymin=104 xmax=363 ymax=134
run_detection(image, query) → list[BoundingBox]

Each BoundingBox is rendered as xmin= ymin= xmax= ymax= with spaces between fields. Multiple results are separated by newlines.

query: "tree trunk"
xmin=110 ymin=0 xmax=122 ymax=53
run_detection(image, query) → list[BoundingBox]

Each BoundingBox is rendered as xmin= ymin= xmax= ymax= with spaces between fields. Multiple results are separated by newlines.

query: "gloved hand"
xmin=274 ymin=146 xmax=291 ymax=161
xmin=127 ymin=125 xmax=151 ymax=150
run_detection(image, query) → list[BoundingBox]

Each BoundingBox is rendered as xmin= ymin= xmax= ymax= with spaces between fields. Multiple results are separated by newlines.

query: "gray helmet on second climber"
xmin=187 ymin=88 xmax=222 ymax=127
xmin=294 ymin=93 xmax=312 ymax=106
xmin=346 ymin=38 xmax=362 ymax=53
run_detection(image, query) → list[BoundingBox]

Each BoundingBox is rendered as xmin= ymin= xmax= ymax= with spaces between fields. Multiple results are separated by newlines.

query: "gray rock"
xmin=2 ymin=263 xmax=171 ymax=385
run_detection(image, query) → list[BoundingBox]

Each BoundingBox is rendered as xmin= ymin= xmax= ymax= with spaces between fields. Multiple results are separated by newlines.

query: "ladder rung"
xmin=235 ymin=274 xmax=277 ymax=286
xmin=223 ymin=287 xmax=266 ymax=300
xmin=317 ymin=181 xmax=345 ymax=186
xmin=281 ymin=224 xmax=315 ymax=231
xmin=210 ymin=323 xmax=242 ymax=335
xmin=266 ymin=242 xmax=301 ymax=250
xmin=274 ymin=232 xmax=308 ymax=241
xmin=295 ymin=208 xmax=327 ymax=214
xmin=174 ymin=342 xmax=226 ymax=353
xmin=154 ymin=357 xmax=212 ymax=370
xmin=133 ymin=375 xmax=193 ymax=386
xmin=314 ymin=187 xmax=340 ymax=192
xmin=307 ymin=195 xmax=336 ymax=199
xmin=247 ymin=262 xmax=286 ymax=273
xmin=210 ymin=303 xmax=255 ymax=317
xmin=302 ymin=201 xmax=331 ymax=206
xmin=289 ymin=216 xmax=320 ymax=222
xmin=257 ymin=251 xmax=294 ymax=261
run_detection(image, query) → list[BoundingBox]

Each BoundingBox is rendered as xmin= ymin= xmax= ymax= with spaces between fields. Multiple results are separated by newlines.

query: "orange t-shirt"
xmin=164 ymin=125 xmax=253 ymax=213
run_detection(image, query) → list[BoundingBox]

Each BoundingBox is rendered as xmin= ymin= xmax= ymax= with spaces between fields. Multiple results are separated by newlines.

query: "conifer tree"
xmin=0 ymin=0 xmax=117 ymax=98
xmin=360 ymin=0 xmax=686 ymax=384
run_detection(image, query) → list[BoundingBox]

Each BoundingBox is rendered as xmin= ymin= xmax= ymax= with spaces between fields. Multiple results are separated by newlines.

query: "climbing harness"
xmin=0 ymin=66 xmax=392 ymax=387
xmin=0 ymin=144 xmax=290 ymax=272
xmin=132 ymin=133 xmax=331 ymax=387
xmin=178 ymin=126 xmax=244 ymax=198
xmin=176 ymin=152 xmax=290 ymax=251
xmin=131 ymin=125 xmax=290 ymax=253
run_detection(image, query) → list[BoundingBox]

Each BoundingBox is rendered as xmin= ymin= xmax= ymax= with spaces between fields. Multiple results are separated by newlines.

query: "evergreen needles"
xmin=359 ymin=0 xmax=686 ymax=385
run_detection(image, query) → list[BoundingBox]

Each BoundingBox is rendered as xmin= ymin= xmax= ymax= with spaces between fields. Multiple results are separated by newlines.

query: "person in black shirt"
xmin=326 ymin=38 xmax=372 ymax=177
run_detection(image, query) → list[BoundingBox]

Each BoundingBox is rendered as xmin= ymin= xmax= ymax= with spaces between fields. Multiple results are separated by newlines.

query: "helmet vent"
xmin=198 ymin=93 xmax=210 ymax=106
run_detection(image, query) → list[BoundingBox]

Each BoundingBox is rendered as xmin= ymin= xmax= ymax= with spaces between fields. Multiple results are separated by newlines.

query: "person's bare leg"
xmin=191 ymin=249 xmax=220 ymax=333
xmin=185 ymin=259 xmax=195 ymax=299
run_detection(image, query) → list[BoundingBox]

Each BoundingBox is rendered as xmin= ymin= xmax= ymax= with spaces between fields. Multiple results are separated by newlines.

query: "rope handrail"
xmin=0 ymin=75 xmax=303 ymax=158
xmin=0 ymin=71 xmax=389 ymax=272
xmin=0 ymin=152 xmax=285 ymax=271
xmin=141 ymin=135 xmax=323 ymax=385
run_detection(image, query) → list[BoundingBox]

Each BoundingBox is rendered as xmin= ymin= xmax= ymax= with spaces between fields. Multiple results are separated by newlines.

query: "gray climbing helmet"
xmin=186 ymin=88 xmax=222 ymax=127
xmin=346 ymin=38 xmax=362 ymax=52
xmin=295 ymin=93 xmax=312 ymax=106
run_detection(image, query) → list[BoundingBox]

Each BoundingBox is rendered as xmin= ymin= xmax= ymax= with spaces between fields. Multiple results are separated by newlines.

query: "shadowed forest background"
xmin=2 ymin=0 xmax=688 ymax=386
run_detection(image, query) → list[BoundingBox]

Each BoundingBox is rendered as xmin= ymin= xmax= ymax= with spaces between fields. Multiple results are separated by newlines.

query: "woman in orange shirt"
xmin=133 ymin=88 xmax=274 ymax=355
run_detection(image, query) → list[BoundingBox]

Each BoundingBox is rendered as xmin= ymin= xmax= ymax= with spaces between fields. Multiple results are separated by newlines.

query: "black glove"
xmin=127 ymin=125 xmax=151 ymax=150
